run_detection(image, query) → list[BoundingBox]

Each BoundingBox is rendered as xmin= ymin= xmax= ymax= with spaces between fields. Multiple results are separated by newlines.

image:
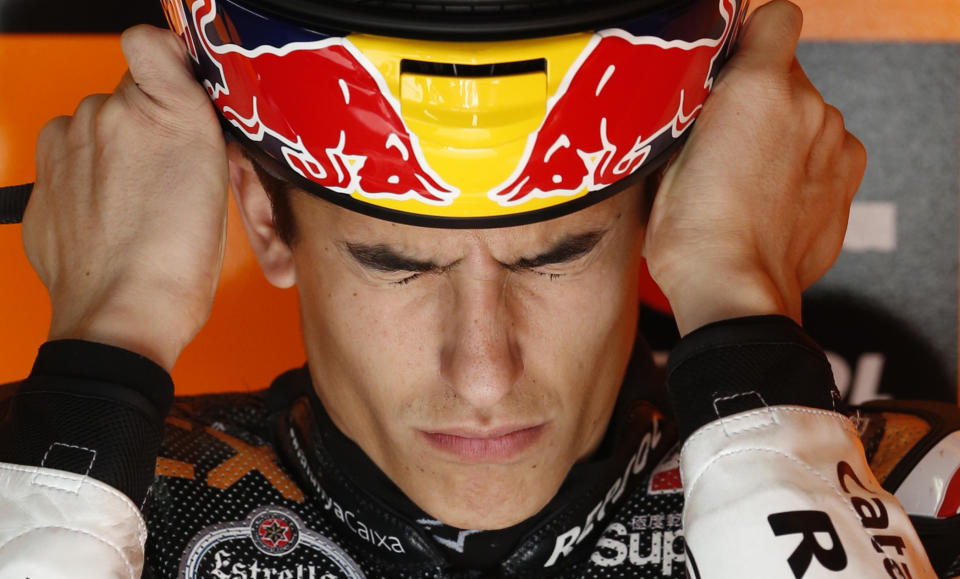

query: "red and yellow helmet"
xmin=162 ymin=0 xmax=748 ymax=227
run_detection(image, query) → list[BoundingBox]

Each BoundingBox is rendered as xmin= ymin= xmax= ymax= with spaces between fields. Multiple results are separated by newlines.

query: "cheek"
xmin=522 ymin=261 xmax=639 ymax=370
xmin=515 ymin=248 xmax=642 ymax=445
xmin=295 ymin=252 xmax=442 ymax=419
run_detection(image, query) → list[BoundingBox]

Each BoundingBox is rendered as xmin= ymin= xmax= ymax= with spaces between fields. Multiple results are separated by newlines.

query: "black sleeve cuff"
xmin=666 ymin=315 xmax=840 ymax=443
xmin=0 ymin=340 xmax=174 ymax=506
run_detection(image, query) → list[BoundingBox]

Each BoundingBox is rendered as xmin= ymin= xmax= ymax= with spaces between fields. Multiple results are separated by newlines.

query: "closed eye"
xmin=344 ymin=230 xmax=605 ymax=284
xmin=392 ymin=272 xmax=425 ymax=285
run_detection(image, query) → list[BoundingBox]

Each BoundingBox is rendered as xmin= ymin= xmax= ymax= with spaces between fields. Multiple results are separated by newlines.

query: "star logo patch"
xmin=250 ymin=510 xmax=300 ymax=555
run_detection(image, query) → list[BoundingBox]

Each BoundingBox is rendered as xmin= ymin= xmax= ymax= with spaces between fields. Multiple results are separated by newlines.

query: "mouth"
xmin=420 ymin=424 xmax=547 ymax=463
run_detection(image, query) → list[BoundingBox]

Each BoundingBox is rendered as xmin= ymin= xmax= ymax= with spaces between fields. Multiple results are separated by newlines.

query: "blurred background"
xmin=0 ymin=0 xmax=957 ymax=401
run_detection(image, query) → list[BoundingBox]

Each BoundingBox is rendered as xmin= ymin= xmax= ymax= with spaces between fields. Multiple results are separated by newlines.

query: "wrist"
xmin=655 ymin=265 xmax=799 ymax=336
xmin=48 ymin=290 xmax=200 ymax=372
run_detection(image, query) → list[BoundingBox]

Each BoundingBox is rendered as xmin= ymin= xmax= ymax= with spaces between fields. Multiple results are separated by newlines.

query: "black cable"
xmin=0 ymin=183 xmax=33 ymax=224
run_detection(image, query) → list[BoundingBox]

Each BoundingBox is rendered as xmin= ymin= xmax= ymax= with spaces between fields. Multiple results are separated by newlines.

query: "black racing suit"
xmin=1 ymin=316 xmax=957 ymax=578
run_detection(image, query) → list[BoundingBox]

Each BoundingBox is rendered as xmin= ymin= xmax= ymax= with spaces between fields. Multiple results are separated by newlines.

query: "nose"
xmin=440 ymin=272 xmax=524 ymax=410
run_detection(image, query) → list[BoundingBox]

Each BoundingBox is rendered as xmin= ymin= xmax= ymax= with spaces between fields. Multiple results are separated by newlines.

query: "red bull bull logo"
xmin=181 ymin=0 xmax=458 ymax=204
xmin=491 ymin=0 xmax=737 ymax=205
xmin=163 ymin=0 xmax=741 ymax=221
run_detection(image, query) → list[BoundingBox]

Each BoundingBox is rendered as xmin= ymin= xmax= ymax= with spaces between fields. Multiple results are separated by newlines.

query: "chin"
xmin=414 ymin=462 xmax=565 ymax=530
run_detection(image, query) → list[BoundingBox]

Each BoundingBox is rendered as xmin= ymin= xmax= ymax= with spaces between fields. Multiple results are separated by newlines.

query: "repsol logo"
xmin=544 ymin=417 xmax=662 ymax=568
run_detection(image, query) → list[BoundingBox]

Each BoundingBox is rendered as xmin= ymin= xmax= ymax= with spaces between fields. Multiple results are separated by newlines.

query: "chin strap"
xmin=0 ymin=183 xmax=32 ymax=224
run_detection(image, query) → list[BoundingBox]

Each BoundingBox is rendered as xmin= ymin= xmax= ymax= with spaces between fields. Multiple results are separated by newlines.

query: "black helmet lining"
xmin=243 ymin=0 xmax=696 ymax=40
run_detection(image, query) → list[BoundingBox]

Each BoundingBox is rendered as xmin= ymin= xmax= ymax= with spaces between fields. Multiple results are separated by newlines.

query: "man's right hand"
xmin=22 ymin=25 xmax=228 ymax=372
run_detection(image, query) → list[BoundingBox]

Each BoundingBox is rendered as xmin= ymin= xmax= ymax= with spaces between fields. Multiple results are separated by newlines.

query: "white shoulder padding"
xmin=0 ymin=461 xmax=146 ymax=579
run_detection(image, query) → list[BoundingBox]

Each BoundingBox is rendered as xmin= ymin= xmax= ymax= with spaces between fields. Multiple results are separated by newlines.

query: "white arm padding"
xmin=680 ymin=405 xmax=935 ymax=578
xmin=0 ymin=461 xmax=146 ymax=579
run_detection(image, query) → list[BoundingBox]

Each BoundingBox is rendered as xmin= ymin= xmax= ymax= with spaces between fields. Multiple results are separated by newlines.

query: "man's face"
xmin=287 ymin=188 xmax=645 ymax=530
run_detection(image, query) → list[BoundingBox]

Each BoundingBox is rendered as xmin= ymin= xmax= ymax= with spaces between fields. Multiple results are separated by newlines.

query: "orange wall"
xmin=1 ymin=0 xmax=958 ymax=392
xmin=791 ymin=0 xmax=959 ymax=41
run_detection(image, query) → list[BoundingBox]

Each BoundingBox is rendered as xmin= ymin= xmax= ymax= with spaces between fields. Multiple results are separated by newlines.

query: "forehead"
xmin=289 ymin=185 xmax=643 ymax=255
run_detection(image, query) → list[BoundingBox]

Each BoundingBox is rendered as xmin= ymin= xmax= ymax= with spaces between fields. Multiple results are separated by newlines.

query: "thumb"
xmin=733 ymin=0 xmax=804 ymax=73
xmin=120 ymin=24 xmax=209 ymax=112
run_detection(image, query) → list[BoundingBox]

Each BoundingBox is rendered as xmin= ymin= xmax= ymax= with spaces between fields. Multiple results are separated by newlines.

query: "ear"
xmin=227 ymin=142 xmax=296 ymax=289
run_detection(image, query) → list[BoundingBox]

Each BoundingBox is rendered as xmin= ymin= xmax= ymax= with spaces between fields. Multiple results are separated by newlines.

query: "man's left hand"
xmin=643 ymin=0 xmax=867 ymax=336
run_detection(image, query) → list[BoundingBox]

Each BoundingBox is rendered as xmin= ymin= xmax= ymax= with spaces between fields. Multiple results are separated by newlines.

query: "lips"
xmin=421 ymin=425 xmax=546 ymax=463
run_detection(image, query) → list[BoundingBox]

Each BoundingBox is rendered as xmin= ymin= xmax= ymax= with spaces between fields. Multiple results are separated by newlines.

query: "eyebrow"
xmin=511 ymin=230 xmax=606 ymax=269
xmin=344 ymin=229 xmax=607 ymax=274
xmin=345 ymin=243 xmax=445 ymax=273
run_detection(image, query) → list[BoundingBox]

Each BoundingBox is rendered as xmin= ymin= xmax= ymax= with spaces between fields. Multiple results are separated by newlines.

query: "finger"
xmin=797 ymin=230 xmax=845 ymax=290
xmin=26 ymin=116 xmax=70 ymax=268
xmin=69 ymin=93 xmax=109 ymax=144
xmin=35 ymin=115 xmax=70 ymax=155
xmin=805 ymin=103 xmax=846 ymax=177
xmin=73 ymin=93 xmax=110 ymax=118
xmin=788 ymin=56 xmax=815 ymax=91
xmin=779 ymin=56 xmax=835 ymax=142
xmin=817 ymin=119 xmax=867 ymax=204
xmin=120 ymin=24 xmax=205 ymax=111
xmin=841 ymin=131 xmax=868 ymax=199
xmin=734 ymin=0 xmax=803 ymax=73
xmin=797 ymin=183 xmax=856 ymax=288
xmin=35 ymin=115 xmax=71 ymax=174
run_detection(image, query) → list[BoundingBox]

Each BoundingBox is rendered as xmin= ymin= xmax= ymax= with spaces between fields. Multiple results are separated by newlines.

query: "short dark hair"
xmin=248 ymin=153 xmax=300 ymax=247
xmin=639 ymin=170 xmax=659 ymax=224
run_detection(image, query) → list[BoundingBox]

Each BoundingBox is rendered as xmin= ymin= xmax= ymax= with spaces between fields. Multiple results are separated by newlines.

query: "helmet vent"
xmin=400 ymin=58 xmax=547 ymax=78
